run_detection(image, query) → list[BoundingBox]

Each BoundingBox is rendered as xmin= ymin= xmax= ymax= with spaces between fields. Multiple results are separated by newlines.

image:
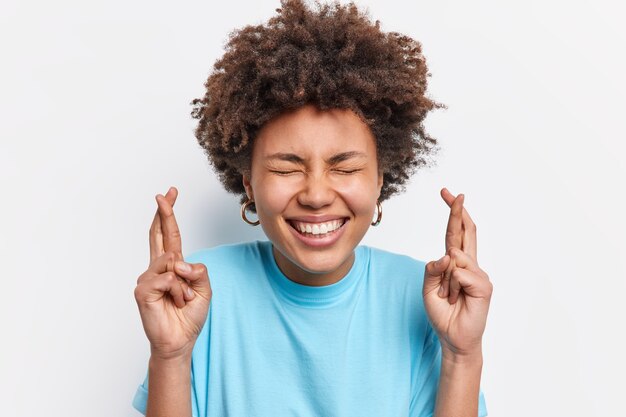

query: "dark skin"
xmin=138 ymin=186 xmax=492 ymax=358
xmin=135 ymin=185 xmax=492 ymax=417
xmin=135 ymin=187 xmax=212 ymax=360
xmin=424 ymin=187 xmax=492 ymax=359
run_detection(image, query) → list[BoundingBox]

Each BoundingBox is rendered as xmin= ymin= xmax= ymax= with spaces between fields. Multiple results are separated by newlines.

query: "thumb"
xmin=174 ymin=261 xmax=212 ymax=298
xmin=423 ymin=254 xmax=450 ymax=296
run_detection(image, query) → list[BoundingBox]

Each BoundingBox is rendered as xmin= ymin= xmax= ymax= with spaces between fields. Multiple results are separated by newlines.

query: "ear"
xmin=376 ymin=170 xmax=384 ymax=198
xmin=242 ymin=173 xmax=254 ymax=201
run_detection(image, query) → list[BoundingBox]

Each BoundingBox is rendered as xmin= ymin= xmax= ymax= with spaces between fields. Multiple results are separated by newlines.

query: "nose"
xmin=297 ymin=174 xmax=336 ymax=209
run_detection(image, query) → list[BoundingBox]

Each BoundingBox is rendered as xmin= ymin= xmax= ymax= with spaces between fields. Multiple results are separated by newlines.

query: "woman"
xmin=133 ymin=1 xmax=493 ymax=416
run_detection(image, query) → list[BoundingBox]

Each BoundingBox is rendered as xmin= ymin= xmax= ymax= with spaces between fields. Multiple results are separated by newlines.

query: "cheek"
xmin=253 ymin=177 xmax=295 ymax=217
xmin=333 ymin=176 xmax=379 ymax=214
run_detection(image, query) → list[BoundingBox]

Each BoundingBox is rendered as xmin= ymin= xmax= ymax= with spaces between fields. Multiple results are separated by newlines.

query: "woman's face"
xmin=243 ymin=104 xmax=383 ymax=286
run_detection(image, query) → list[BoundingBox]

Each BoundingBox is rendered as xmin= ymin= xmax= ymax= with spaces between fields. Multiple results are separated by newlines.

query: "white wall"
xmin=1 ymin=0 xmax=624 ymax=416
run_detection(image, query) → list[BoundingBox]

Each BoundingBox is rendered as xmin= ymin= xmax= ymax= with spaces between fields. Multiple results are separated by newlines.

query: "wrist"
xmin=441 ymin=345 xmax=483 ymax=367
xmin=149 ymin=352 xmax=192 ymax=372
xmin=150 ymin=345 xmax=194 ymax=364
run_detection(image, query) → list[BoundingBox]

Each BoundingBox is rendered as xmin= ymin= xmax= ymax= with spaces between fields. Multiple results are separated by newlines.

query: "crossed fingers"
xmin=439 ymin=188 xmax=479 ymax=300
xmin=149 ymin=187 xmax=183 ymax=265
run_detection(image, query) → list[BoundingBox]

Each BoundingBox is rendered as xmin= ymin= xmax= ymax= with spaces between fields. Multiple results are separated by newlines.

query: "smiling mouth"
xmin=287 ymin=218 xmax=348 ymax=238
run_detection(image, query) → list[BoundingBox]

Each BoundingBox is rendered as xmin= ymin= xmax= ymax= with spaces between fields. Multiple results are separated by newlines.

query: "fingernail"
xmin=436 ymin=255 xmax=445 ymax=266
xmin=438 ymin=286 xmax=444 ymax=297
xmin=176 ymin=261 xmax=191 ymax=273
xmin=187 ymin=286 xmax=195 ymax=298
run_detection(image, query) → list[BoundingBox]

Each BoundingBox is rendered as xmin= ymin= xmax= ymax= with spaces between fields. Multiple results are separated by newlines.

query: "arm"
xmin=434 ymin=350 xmax=483 ymax=417
xmin=422 ymin=189 xmax=493 ymax=417
xmin=134 ymin=187 xmax=212 ymax=417
xmin=146 ymin=353 xmax=193 ymax=417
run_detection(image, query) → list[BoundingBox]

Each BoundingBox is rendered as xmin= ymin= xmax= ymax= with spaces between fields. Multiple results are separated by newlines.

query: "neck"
xmin=272 ymin=246 xmax=355 ymax=286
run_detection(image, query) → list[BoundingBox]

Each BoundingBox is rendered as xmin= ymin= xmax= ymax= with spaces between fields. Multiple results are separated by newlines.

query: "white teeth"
xmin=292 ymin=219 xmax=345 ymax=236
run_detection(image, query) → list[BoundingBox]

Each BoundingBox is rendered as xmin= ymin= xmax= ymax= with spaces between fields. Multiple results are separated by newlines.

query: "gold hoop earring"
xmin=371 ymin=200 xmax=382 ymax=226
xmin=241 ymin=199 xmax=260 ymax=226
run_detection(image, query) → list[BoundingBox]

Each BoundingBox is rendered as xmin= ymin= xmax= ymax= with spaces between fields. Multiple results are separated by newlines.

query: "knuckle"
xmin=163 ymin=271 xmax=177 ymax=284
xmin=161 ymin=251 xmax=178 ymax=269
xmin=197 ymin=263 xmax=208 ymax=275
xmin=133 ymin=285 xmax=143 ymax=301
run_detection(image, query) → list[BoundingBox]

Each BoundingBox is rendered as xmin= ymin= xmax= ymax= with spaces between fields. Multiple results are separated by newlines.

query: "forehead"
xmin=253 ymin=104 xmax=377 ymax=156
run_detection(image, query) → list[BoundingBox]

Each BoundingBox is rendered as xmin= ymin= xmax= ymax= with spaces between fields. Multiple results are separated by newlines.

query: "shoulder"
xmin=360 ymin=245 xmax=428 ymax=293
xmin=182 ymin=241 xmax=271 ymax=293
xmin=363 ymin=246 xmax=426 ymax=276
xmin=183 ymin=241 xmax=268 ymax=283
xmin=184 ymin=240 xmax=266 ymax=265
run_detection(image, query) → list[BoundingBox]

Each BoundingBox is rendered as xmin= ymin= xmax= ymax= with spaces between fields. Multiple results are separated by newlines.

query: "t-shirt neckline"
xmin=260 ymin=241 xmax=367 ymax=308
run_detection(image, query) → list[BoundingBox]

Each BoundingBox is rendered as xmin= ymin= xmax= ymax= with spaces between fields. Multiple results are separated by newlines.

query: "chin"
xmin=292 ymin=250 xmax=348 ymax=274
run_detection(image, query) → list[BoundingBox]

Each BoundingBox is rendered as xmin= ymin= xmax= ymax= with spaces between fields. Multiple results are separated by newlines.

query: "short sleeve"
xmin=409 ymin=323 xmax=488 ymax=417
xmin=131 ymin=371 xmax=149 ymax=415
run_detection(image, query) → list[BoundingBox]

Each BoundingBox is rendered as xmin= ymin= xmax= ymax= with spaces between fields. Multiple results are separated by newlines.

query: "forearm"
xmin=434 ymin=349 xmax=483 ymax=417
xmin=146 ymin=354 xmax=193 ymax=417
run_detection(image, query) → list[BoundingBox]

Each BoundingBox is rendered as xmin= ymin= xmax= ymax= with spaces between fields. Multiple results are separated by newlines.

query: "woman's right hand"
xmin=134 ymin=186 xmax=212 ymax=360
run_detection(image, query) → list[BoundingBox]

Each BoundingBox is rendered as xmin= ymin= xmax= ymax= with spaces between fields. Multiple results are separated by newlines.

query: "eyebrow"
xmin=266 ymin=151 xmax=367 ymax=165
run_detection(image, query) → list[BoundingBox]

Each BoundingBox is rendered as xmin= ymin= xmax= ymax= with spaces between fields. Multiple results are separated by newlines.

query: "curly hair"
xmin=190 ymin=0 xmax=444 ymax=206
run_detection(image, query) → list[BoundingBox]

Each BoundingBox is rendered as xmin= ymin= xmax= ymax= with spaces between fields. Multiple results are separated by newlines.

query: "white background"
xmin=1 ymin=0 xmax=625 ymax=416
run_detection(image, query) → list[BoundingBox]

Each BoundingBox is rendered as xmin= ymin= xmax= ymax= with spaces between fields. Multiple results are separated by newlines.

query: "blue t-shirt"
xmin=132 ymin=240 xmax=487 ymax=416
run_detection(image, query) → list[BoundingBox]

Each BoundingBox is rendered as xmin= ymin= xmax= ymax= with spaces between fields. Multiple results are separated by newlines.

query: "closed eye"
xmin=333 ymin=169 xmax=362 ymax=174
xmin=270 ymin=170 xmax=300 ymax=176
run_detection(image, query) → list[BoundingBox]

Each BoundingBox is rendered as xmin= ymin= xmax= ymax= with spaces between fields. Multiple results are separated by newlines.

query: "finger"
xmin=156 ymin=187 xmax=183 ymax=257
xmin=442 ymin=189 xmax=464 ymax=253
xmin=448 ymin=246 xmax=482 ymax=274
xmin=448 ymin=269 xmax=463 ymax=304
xmin=441 ymin=188 xmax=477 ymax=262
xmin=146 ymin=251 xmax=179 ymax=275
xmin=441 ymin=257 xmax=456 ymax=298
xmin=147 ymin=271 xmax=187 ymax=309
xmin=174 ymin=261 xmax=212 ymax=296
xmin=180 ymin=279 xmax=195 ymax=301
xmin=440 ymin=187 xmax=456 ymax=206
xmin=149 ymin=187 xmax=178 ymax=264
xmin=423 ymin=254 xmax=450 ymax=296
xmin=462 ymin=207 xmax=477 ymax=262
xmin=448 ymin=266 xmax=493 ymax=300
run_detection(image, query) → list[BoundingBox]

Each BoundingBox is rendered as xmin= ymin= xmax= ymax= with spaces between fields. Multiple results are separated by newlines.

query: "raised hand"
xmin=422 ymin=188 xmax=493 ymax=357
xmin=134 ymin=186 xmax=212 ymax=360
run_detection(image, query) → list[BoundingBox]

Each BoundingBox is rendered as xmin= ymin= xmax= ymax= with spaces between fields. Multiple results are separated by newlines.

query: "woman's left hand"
xmin=422 ymin=188 xmax=493 ymax=358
